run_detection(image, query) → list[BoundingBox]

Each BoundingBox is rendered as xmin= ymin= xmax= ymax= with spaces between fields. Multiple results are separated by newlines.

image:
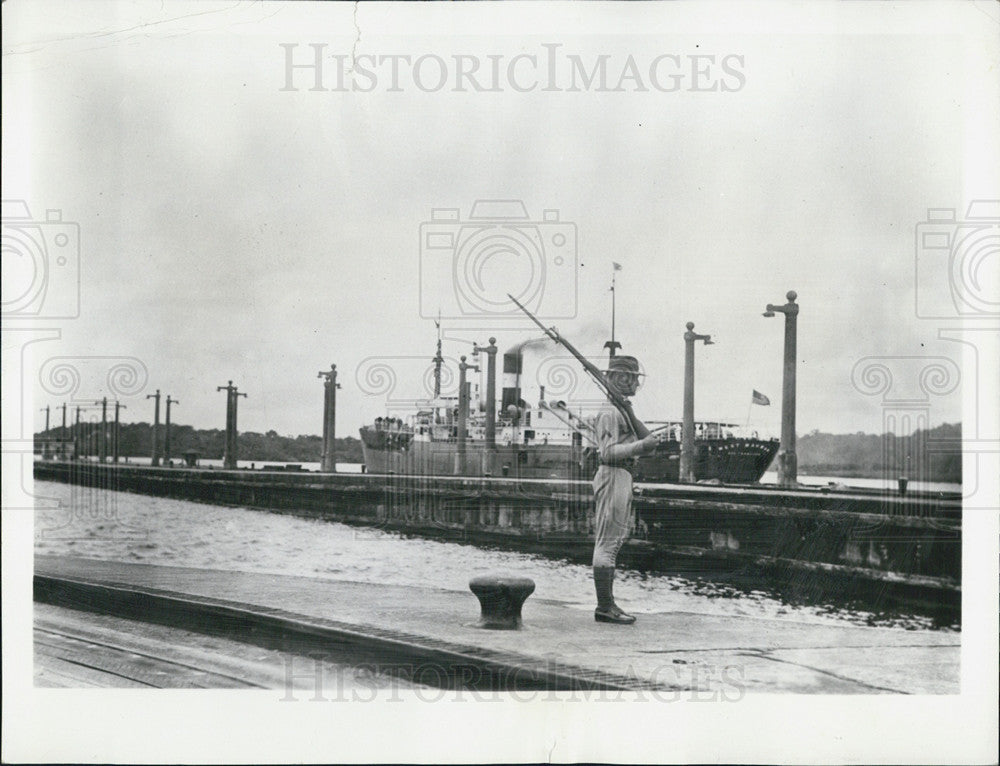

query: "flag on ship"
xmin=613 ymin=262 xmax=622 ymax=271
xmin=752 ymin=390 xmax=771 ymax=406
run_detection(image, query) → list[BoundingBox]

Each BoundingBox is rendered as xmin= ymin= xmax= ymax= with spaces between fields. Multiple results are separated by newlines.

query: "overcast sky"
xmin=6 ymin=1 xmax=998 ymax=439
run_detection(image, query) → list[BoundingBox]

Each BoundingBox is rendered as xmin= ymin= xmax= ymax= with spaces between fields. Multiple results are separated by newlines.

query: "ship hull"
xmin=632 ymin=439 xmax=780 ymax=484
xmin=360 ymin=428 xmax=779 ymax=484
xmin=359 ymin=434 xmax=588 ymax=480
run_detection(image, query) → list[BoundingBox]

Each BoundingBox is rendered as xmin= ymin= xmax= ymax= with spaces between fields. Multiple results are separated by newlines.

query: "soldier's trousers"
xmin=592 ymin=465 xmax=634 ymax=567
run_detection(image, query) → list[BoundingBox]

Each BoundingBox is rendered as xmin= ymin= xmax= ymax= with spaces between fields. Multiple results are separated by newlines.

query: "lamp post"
xmin=473 ymin=338 xmax=499 ymax=475
xmin=456 ymin=354 xmax=479 ymax=475
xmin=680 ymin=322 xmax=714 ymax=483
xmin=164 ymin=396 xmax=179 ymax=465
xmin=317 ymin=364 xmax=341 ymax=472
xmin=763 ymin=290 xmax=799 ymax=487
xmin=113 ymin=401 xmax=126 ymax=463
xmin=74 ymin=406 xmax=82 ymax=459
xmin=473 ymin=336 xmax=499 ymax=433
xmin=146 ymin=389 xmax=162 ymax=466
xmin=59 ymin=403 xmax=68 ymax=460
xmin=94 ymin=397 xmax=108 ymax=463
xmin=40 ymin=405 xmax=50 ymax=459
xmin=217 ymin=381 xmax=247 ymax=469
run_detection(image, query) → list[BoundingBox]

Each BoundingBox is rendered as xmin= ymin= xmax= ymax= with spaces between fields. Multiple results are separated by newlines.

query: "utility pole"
xmin=764 ymin=290 xmax=799 ymax=487
xmin=164 ymin=396 xmax=179 ymax=465
xmin=456 ymin=354 xmax=479 ymax=475
xmin=318 ymin=365 xmax=341 ymax=472
xmin=146 ymin=389 xmax=162 ymax=466
xmin=680 ymin=322 xmax=714 ymax=483
xmin=217 ymin=381 xmax=247 ymax=469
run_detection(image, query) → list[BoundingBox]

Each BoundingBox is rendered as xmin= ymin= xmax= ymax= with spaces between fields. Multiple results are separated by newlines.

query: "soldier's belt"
xmin=598 ymin=459 xmax=635 ymax=474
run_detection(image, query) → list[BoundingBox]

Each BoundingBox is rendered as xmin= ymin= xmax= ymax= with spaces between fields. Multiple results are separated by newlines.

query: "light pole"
xmin=95 ymin=397 xmax=108 ymax=463
xmin=473 ymin=338 xmax=499 ymax=475
xmin=146 ymin=389 xmax=162 ymax=466
xmin=763 ymin=290 xmax=799 ymax=487
xmin=317 ymin=365 xmax=341 ymax=472
xmin=481 ymin=338 xmax=498 ymax=448
xmin=164 ymin=396 xmax=179 ymax=465
xmin=113 ymin=401 xmax=126 ymax=463
xmin=59 ymin=403 xmax=68 ymax=460
xmin=456 ymin=354 xmax=479 ymax=475
xmin=680 ymin=322 xmax=714 ymax=483
xmin=74 ymin=406 xmax=82 ymax=459
xmin=217 ymin=381 xmax=247 ymax=469
xmin=40 ymin=405 xmax=50 ymax=459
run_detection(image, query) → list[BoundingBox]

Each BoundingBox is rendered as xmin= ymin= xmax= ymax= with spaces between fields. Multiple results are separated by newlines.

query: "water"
xmin=79 ymin=456 xmax=961 ymax=493
xmin=759 ymin=470 xmax=961 ymax=494
xmin=33 ymin=480 xmax=954 ymax=632
xmin=100 ymin=456 xmax=359 ymax=472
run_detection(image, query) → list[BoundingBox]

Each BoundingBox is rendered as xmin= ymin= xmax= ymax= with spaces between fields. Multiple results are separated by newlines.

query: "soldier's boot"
xmin=593 ymin=566 xmax=636 ymax=624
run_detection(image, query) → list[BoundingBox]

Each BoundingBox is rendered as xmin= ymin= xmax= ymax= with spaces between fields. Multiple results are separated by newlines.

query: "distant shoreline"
xmin=796 ymin=465 xmax=958 ymax=482
xmin=33 ymin=422 xmax=963 ymax=484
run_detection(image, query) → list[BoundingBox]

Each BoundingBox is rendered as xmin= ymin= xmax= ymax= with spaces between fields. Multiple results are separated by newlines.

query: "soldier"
xmin=592 ymin=355 xmax=661 ymax=624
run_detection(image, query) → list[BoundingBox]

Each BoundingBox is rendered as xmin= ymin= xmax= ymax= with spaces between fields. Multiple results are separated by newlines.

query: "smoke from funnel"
xmin=502 ymin=346 xmax=523 ymax=412
xmin=502 ymin=337 xmax=552 ymax=411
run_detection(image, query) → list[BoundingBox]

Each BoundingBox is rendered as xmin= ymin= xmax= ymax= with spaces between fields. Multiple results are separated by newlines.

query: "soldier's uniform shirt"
xmin=592 ymin=403 xmax=638 ymax=568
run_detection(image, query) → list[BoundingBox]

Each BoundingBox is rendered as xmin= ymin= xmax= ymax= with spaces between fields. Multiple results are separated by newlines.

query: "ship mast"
xmin=603 ymin=262 xmax=622 ymax=358
xmin=432 ymin=314 xmax=443 ymax=398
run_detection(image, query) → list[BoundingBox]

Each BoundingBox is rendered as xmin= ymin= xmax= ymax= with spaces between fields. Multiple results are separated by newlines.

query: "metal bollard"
xmin=468 ymin=574 xmax=535 ymax=630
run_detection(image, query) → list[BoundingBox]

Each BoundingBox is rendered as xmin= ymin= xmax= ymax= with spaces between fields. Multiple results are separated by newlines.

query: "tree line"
xmin=794 ymin=422 xmax=960 ymax=482
xmin=36 ymin=422 xmax=365 ymax=464
xmin=35 ymin=421 xmax=961 ymax=481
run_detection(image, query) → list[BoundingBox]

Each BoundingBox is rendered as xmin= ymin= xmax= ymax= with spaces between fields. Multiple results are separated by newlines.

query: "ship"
xmin=358 ymin=326 xmax=779 ymax=483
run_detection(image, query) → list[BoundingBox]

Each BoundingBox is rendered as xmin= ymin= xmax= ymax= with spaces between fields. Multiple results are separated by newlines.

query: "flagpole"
xmin=745 ymin=396 xmax=753 ymax=429
xmin=604 ymin=263 xmax=622 ymax=357
xmin=610 ymin=268 xmax=616 ymax=346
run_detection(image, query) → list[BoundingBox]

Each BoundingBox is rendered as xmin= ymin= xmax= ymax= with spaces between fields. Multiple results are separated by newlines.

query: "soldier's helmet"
xmin=603 ymin=355 xmax=644 ymax=376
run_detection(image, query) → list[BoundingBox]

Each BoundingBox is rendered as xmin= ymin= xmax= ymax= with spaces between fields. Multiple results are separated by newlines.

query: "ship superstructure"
xmin=358 ymin=335 xmax=778 ymax=482
xmin=359 ymin=340 xmax=589 ymax=479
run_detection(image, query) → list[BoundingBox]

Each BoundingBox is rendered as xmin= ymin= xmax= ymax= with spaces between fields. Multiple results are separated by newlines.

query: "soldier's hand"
xmin=638 ymin=434 xmax=660 ymax=454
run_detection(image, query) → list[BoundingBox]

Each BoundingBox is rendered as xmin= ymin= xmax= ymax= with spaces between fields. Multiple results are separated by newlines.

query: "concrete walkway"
xmin=34 ymin=555 xmax=959 ymax=694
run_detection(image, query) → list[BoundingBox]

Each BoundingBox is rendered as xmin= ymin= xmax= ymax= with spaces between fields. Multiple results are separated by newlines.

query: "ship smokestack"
xmin=502 ymin=346 xmax=522 ymax=416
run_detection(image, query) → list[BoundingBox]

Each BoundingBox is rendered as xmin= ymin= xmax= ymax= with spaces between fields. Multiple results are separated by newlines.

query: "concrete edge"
xmin=33 ymin=573 xmax=685 ymax=693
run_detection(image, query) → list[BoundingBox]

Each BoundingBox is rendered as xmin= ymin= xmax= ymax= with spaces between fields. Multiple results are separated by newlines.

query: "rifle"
xmin=506 ymin=294 xmax=652 ymax=439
